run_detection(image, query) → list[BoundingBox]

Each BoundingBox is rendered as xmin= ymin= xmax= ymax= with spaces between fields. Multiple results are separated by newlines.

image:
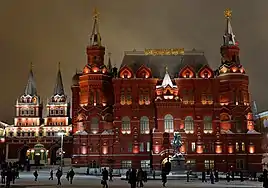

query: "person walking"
xmin=109 ymin=168 xmax=113 ymax=182
xmin=102 ymin=168 xmax=109 ymax=188
xmin=214 ymin=170 xmax=219 ymax=182
xmin=68 ymin=168 xmax=75 ymax=184
xmin=56 ymin=168 xmax=63 ymax=185
xmin=33 ymin=170 xmax=38 ymax=181
xmin=210 ymin=171 xmax=214 ymax=184
xmin=129 ymin=168 xmax=137 ymax=188
xmin=202 ymin=171 xmax=207 ymax=182
xmin=161 ymin=170 xmax=167 ymax=187
xmin=49 ymin=169 xmax=53 ymax=180
xmin=136 ymin=168 xmax=143 ymax=187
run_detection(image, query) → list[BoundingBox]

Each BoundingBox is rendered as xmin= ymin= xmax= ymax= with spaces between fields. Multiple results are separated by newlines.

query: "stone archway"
xmin=18 ymin=145 xmax=30 ymax=165
xmin=50 ymin=145 xmax=60 ymax=165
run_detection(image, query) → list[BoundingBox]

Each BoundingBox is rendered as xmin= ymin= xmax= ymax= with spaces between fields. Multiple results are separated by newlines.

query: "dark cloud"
xmin=0 ymin=0 xmax=267 ymax=123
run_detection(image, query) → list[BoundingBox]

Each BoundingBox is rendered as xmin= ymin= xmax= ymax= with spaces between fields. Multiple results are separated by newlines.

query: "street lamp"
xmin=58 ymin=131 xmax=65 ymax=169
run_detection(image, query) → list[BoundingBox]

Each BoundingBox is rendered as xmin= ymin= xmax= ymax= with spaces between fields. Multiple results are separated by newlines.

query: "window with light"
xmin=164 ymin=114 xmax=174 ymax=133
xmin=185 ymin=116 xmax=194 ymax=133
xmin=121 ymin=116 xmax=131 ymax=134
xmin=203 ymin=116 xmax=213 ymax=133
xmin=140 ymin=116 xmax=149 ymax=134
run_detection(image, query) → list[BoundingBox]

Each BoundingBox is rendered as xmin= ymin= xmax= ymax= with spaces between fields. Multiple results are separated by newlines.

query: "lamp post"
xmin=58 ymin=131 xmax=65 ymax=169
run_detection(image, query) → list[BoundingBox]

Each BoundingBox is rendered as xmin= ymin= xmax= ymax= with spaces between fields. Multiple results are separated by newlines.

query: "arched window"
xmin=90 ymin=90 xmax=94 ymax=105
xmin=96 ymin=90 xmax=100 ymax=104
xmin=185 ymin=116 xmax=194 ymax=133
xmin=234 ymin=117 xmax=242 ymax=133
xmin=122 ymin=116 xmax=131 ymax=133
xmin=204 ymin=116 xmax=212 ymax=133
xmin=164 ymin=114 xmax=174 ymax=133
xmin=91 ymin=117 xmax=99 ymax=133
xmin=140 ymin=116 xmax=149 ymax=134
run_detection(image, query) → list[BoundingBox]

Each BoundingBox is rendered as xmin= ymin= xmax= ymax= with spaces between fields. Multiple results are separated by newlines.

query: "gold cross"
xmin=93 ymin=8 xmax=100 ymax=19
xmin=224 ymin=8 xmax=232 ymax=18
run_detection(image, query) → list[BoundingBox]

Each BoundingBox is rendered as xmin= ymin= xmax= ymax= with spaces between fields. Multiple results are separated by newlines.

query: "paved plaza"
xmin=0 ymin=170 xmax=263 ymax=188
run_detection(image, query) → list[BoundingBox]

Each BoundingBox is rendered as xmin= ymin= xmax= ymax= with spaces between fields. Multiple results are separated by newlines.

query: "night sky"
xmin=0 ymin=0 xmax=267 ymax=123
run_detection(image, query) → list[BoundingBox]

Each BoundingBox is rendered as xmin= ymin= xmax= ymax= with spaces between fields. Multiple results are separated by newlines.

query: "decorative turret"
xmin=155 ymin=67 xmax=179 ymax=101
xmin=15 ymin=64 xmax=42 ymax=127
xmin=44 ymin=63 xmax=71 ymax=134
xmin=107 ymin=52 xmax=112 ymax=73
xmin=86 ymin=8 xmax=106 ymax=70
xmin=218 ymin=9 xmax=245 ymax=76
xmin=24 ymin=63 xmax=37 ymax=97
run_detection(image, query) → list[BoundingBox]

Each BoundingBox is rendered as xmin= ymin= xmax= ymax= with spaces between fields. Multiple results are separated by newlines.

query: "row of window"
xmin=20 ymin=109 xmax=35 ymax=116
xmin=17 ymin=122 xmax=64 ymax=126
xmin=187 ymin=159 xmax=245 ymax=170
xmin=121 ymin=160 xmax=150 ymax=169
xmin=8 ymin=131 xmax=69 ymax=137
xmin=49 ymin=109 xmax=65 ymax=116
xmin=188 ymin=142 xmax=248 ymax=153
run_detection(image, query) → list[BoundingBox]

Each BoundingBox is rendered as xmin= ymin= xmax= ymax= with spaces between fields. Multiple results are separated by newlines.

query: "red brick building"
xmin=5 ymin=65 xmax=73 ymax=165
xmin=71 ymin=9 xmax=263 ymax=172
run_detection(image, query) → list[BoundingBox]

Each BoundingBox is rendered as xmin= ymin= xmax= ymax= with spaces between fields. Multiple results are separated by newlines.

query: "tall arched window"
xmin=204 ymin=116 xmax=212 ymax=133
xmin=96 ymin=90 xmax=100 ymax=105
xmin=185 ymin=116 xmax=194 ymax=133
xmin=140 ymin=116 xmax=149 ymax=134
xmin=164 ymin=114 xmax=174 ymax=133
xmin=90 ymin=90 xmax=94 ymax=105
xmin=234 ymin=117 xmax=242 ymax=133
xmin=122 ymin=116 xmax=131 ymax=133
xmin=91 ymin=117 xmax=99 ymax=133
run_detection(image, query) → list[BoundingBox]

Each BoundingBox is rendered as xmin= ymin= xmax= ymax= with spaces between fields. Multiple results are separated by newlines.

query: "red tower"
xmin=72 ymin=9 xmax=115 ymax=167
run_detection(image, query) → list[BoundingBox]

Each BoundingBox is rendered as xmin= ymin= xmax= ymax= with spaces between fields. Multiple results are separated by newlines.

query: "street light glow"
xmin=58 ymin=131 xmax=65 ymax=136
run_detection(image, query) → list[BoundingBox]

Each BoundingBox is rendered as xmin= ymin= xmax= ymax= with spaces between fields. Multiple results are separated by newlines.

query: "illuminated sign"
xmin=144 ymin=48 xmax=184 ymax=56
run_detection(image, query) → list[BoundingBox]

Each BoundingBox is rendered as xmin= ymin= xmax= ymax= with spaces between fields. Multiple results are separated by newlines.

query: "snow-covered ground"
xmin=3 ymin=169 xmax=262 ymax=188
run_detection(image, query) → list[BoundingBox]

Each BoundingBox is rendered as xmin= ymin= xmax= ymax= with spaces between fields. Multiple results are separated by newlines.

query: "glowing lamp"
xmin=92 ymin=67 xmax=99 ymax=73
xmin=215 ymin=145 xmax=222 ymax=154
xmin=249 ymin=145 xmax=255 ymax=154
xmin=228 ymin=146 xmax=233 ymax=154
xmin=0 ymin=138 xmax=5 ymax=143
xmin=154 ymin=145 xmax=160 ymax=154
xmin=220 ymin=122 xmax=231 ymax=131
xmin=180 ymin=145 xmax=185 ymax=153
xmin=133 ymin=145 xmax=139 ymax=154
xmin=196 ymin=145 xmax=203 ymax=154
xmin=102 ymin=146 xmax=108 ymax=155
xmin=81 ymin=146 xmax=87 ymax=155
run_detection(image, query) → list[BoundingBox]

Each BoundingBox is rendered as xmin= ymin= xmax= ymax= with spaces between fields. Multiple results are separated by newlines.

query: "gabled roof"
xmin=120 ymin=49 xmax=208 ymax=78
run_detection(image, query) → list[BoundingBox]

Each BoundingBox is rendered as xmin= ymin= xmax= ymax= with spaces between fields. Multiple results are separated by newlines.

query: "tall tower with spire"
xmin=45 ymin=63 xmax=70 ymax=130
xmin=15 ymin=64 xmax=42 ymax=127
xmin=86 ymin=8 xmax=105 ymax=68
xmin=220 ymin=8 xmax=240 ymax=65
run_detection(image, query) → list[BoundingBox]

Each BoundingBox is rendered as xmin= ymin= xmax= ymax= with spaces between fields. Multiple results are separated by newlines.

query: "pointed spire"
xmin=158 ymin=66 xmax=177 ymax=88
xmin=107 ymin=52 xmax=112 ymax=71
xmin=223 ymin=8 xmax=236 ymax=46
xmin=53 ymin=62 xmax=65 ymax=96
xmin=89 ymin=8 xmax=102 ymax=46
xmin=24 ymin=62 xmax=37 ymax=96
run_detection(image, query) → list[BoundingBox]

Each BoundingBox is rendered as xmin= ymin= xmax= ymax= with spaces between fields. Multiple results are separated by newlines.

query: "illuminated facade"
xmin=71 ymin=9 xmax=263 ymax=172
xmin=5 ymin=65 xmax=73 ymax=165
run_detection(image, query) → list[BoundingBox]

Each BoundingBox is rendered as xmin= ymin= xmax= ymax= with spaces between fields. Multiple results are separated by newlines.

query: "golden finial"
xmin=165 ymin=66 xmax=168 ymax=73
xmin=93 ymin=8 xmax=100 ymax=20
xmin=224 ymin=8 xmax=232 ymax=18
